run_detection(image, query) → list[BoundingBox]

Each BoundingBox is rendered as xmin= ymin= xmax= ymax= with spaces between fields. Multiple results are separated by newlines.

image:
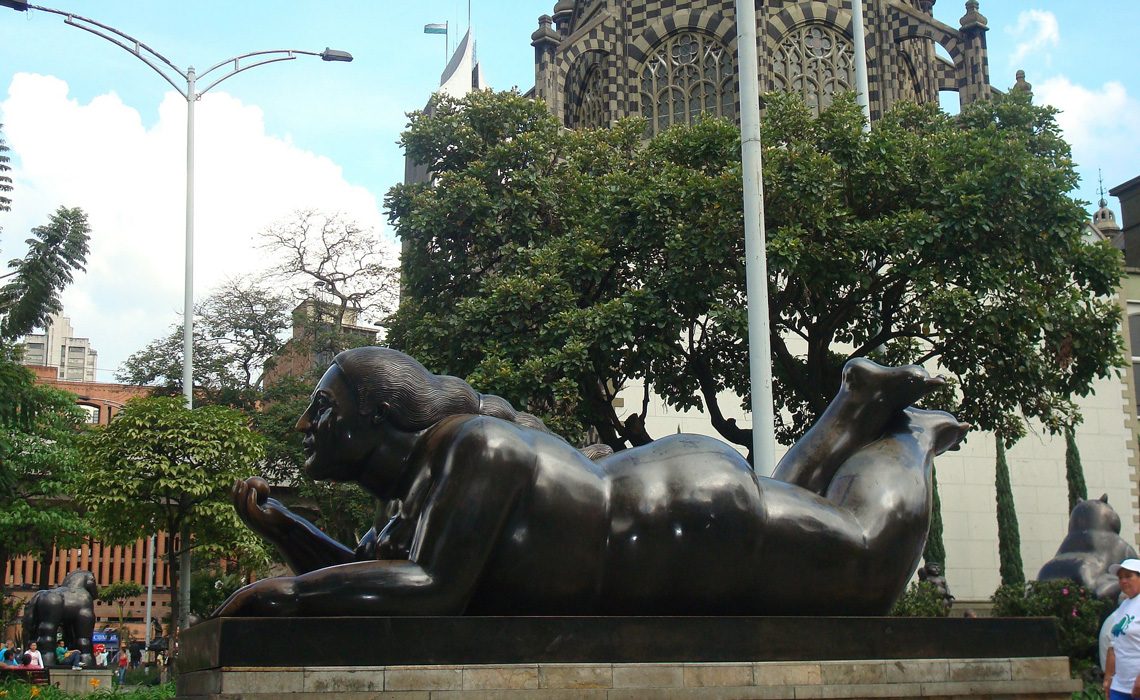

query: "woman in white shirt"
xmin=1105 ymin=558 xmax=1140 ymax=699
xmin=23 ymin=642 xmax=43 ymax=669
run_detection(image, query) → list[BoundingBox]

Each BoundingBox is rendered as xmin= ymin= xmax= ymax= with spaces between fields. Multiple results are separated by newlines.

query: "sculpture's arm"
xmin=232 ymin=477 xmax=354 ymax=574
xmin=215 ymin=420 xmax=527 ymax=617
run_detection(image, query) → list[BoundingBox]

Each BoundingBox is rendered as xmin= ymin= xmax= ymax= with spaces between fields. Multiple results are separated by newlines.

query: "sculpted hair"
xmin=333 ymin=347 xmax=552 ymax=433
xmin=332 ymin=347 xmax=613 ymax=459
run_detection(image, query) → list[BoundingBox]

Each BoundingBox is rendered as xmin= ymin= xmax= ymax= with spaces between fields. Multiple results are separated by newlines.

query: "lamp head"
xmin=320 ymin=48 xmax=353 ymax=63
xmin=0 ymin=0 xmax=29 ymax=11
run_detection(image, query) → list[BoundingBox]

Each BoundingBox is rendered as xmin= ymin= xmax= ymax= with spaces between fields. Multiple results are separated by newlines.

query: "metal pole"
xmin=143 ymin=534 xmax=155 ymax=654
xmin=735 ymin=0 xmax=776 ymax=474
xmin=182 ymin=67 xmax=196 ymax=409
xmin=851 ymin=0 xmax=872 ymax=130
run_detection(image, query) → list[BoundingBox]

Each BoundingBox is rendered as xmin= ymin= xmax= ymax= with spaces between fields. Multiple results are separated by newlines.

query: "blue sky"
xmin=1 ymin=1 xmax=1137 ymax=379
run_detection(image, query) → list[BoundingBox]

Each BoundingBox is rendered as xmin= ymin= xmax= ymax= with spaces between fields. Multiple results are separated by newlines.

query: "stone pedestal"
xmin=176 ymin=617 xmax=1083 ymax=699
xmin=46 ymin=668 xmax=115 ymax=695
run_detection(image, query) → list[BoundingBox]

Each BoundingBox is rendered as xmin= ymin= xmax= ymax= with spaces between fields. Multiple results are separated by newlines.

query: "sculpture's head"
xmin=1069 ymin=494 xmax=1121 ymax=534
xmin=297 ymin=346 xmax=577 ymax=487
xmin=296 ymin=347 xmax=494 ymax=484
xmin=62 ymin=570 xmax=98 ymax=600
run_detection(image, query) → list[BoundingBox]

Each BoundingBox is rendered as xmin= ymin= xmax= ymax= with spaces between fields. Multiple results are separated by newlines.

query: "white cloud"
xmin=1 ymin=72 xmax=387 ymax=379
xmin=1035 ymin=76 xmax=1140 ymax=200
xmin=1007 ymin=10 xmax=1060 ymax=66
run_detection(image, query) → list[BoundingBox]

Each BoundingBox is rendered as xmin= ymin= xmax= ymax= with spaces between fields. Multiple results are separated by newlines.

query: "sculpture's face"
xmin=295 ymin=364 xmax=379 ymax=481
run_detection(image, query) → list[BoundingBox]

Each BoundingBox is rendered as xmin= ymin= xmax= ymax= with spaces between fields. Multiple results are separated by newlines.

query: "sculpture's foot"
xmin=773 ymin=358 xmax=947 ymax=494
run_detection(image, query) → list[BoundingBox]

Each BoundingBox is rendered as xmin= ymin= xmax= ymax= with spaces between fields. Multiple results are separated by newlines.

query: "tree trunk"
xmin=923 ymin=465 xmax=946 ymax=567
xmin=995 ymin=439 xmax=1024 ymax=585
xmin=1064 ymin=425 xmax=1088 ymax=512
xmin=166 ymin=535 xmax=179 ymax=648
xmin=0 ymin=545 xmax=9 ymax=599
xmin=37 ymin=541 xmax=55 ymax=589
xmin=178 ymin=519 xmax=192 ymax=635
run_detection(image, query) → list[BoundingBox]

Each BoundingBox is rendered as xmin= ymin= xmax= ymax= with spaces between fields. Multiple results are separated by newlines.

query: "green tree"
xmin=1064 ymin=424 xmax=1088 ymax=512
xmin=922 ymin=466 xmax=946 ymax=568
xmin=257 ymin=210 xmax=398 ymax=351
xmin=995 ymin=438 xmax=1025 ymax=586
xmin=98 ymin=580 xmax=145 ymax=648
xmin=0 ymin=206 xmax=91 ymax=341
xmin=187 ymin=565 xmax=247 ymax=620
xmin=0 ymin=124 xmax=11 ymax=213
xmin=387 ymin=89 xmax=1121 ymax=455
xmin=77 ymin=397 xmax=265 ymax=639
xmin=0 ymin=132 xmax=93 ymax=594
xmin=117 ymin=278 xmax=291 ymax=409
xmin=0 ymin=353 xmax=89 ymax=594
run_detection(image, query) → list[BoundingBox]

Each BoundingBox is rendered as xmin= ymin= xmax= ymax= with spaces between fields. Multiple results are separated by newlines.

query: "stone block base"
xmin=47 ymin=668 xmax=116 ymax=695
xmin=177 ymin=657 xmax=1081 ymax=699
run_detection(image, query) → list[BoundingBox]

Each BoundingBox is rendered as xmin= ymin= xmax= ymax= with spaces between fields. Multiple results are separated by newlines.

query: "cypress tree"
xmin=995 ymin=439 xmax=1024 ymax=585
xmin=1064 ymin=425 xmax=1088 ymax=512
xmin=923 ymin=465 xmax=946 ymax=567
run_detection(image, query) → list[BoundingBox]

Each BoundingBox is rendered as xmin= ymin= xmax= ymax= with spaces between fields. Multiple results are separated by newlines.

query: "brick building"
xmin=4 ymin=367 xmax=171 ymax=643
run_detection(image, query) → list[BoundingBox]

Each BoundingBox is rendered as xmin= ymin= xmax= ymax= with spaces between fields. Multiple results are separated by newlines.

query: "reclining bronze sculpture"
xmin=215 ymin=347 xmax=968 ymax=617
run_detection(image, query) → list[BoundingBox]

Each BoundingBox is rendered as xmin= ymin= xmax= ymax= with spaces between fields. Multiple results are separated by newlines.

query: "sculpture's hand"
xmin=231 ymin=476 xmax=356 ymax=574
xmin=232 ymin=477 xmax=293 ymax=539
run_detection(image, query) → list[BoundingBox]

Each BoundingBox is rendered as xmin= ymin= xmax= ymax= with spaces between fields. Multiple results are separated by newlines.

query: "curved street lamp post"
xmin=4 ymin=0 xmax=352 ymax=641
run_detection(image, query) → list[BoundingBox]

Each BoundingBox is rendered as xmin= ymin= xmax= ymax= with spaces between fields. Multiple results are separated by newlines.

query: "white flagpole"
xmin=851 ymin=0 xmax=872 ymax=130
xmin=735 ymin=0 xmax=776 ymax=474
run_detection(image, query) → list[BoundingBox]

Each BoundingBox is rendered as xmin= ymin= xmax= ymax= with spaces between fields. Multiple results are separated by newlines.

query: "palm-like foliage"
xmin=0 ymin=124 xmax=11 ymax=212
xmin=0 ymin=206 xmax=91 ymax=340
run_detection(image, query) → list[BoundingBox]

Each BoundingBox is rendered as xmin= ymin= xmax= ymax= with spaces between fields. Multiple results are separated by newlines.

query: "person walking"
xmin=116 ymin=647 xmax=129 ymax=685
xmin=1105 ymin=558 xmax=1140 ymax=699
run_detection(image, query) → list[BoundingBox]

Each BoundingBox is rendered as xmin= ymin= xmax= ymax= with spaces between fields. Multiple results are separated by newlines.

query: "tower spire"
xmin=1098 ymin=169 xmax=1108 ymax=208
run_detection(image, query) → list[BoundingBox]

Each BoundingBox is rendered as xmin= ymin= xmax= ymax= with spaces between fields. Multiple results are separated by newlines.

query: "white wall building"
xmin=20 ymin=311 xmax=99 ymax=382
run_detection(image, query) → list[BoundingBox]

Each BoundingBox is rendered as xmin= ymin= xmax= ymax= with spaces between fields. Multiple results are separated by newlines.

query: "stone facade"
xmin=532 ymin=0 xmax=992 ymax=133
xmin=177 ymin=657 xmax=1079 ymax=699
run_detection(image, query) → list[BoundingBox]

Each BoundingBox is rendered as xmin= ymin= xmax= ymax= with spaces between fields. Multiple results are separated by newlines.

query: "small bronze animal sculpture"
xmin=1037 ymin=494 xmax=1138 ymax=600
xmin=216 ymin=347 xmax=967 ymax=617
xmin=22 ymin=570 xmax=98 ymax=667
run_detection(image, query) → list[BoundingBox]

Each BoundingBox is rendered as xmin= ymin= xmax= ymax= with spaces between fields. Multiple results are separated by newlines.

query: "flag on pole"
xmin=424 ymin=22 xmax=448 ymax=35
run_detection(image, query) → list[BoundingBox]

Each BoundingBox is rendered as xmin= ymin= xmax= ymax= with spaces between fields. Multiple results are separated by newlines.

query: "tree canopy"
xmin=386 ymin=89 xmax=1121 ymax=452
xmin=77 ymin=396 xmax=266 ymax=634
xmin=0 ymin=351 xmax=88 ymax=593
xmin=117 ymin=277 xmax=291 ymax=408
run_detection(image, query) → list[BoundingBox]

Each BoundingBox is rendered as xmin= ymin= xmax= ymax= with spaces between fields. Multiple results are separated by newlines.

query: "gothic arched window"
xmin=639 ymin=32 xmax=736 ymax=137
xmin=577 ymin=66 xmax=607 ymax=129
xmin=771 ymin=23 xmax=855 ymax=115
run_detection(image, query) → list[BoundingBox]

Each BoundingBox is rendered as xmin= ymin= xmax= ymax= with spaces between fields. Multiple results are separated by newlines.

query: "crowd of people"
xmin=0 ymin=636 xmax=166 ymax=685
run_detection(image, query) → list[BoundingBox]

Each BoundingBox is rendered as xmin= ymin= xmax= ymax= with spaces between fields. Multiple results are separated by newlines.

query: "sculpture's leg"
xmin=32 ymin=592 xmax=64 ymax=652
xmin=73 ymin=605 xmax=96 ymax=665
xmin=1093 ymin=574 xmax=1122 ymax=602
xmin=773 ymin=359 xmax=944 ymax=494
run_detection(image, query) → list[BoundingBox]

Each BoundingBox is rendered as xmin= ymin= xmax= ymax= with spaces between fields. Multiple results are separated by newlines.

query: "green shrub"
xmin=890 ymin=581 xmax=951 ymax=617
xmin=0 ymin=677 xmax=175 ymax=699
xmin=991 ymin=578 xmax=1112 ymax=688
